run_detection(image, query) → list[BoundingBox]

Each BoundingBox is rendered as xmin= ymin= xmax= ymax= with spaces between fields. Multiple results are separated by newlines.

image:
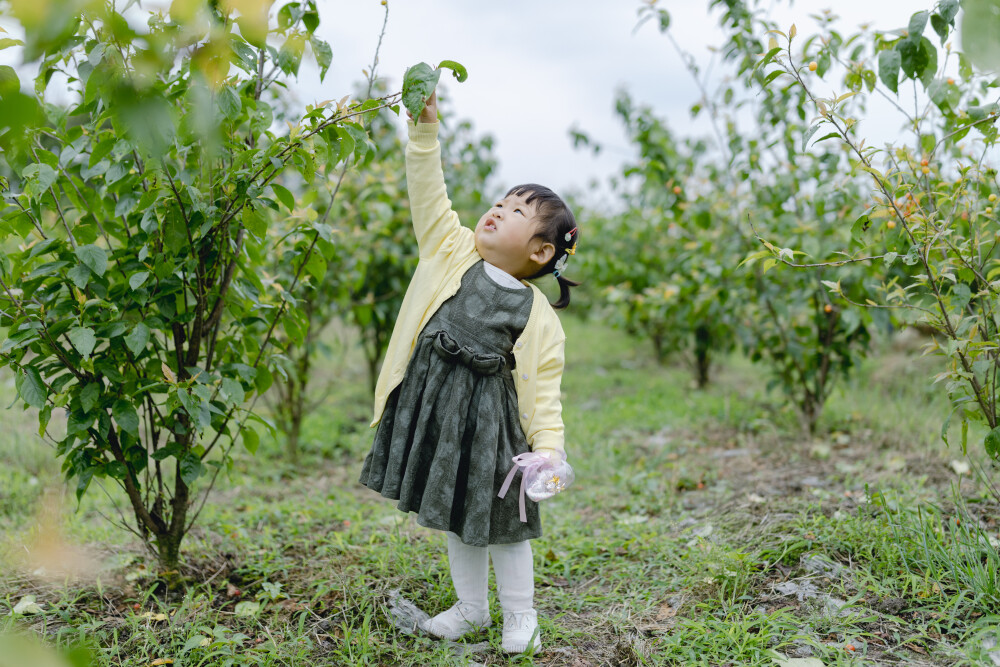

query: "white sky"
xmin=296 ymin=0 xmax=937 ymax=207
xmin=1 ymin=0 xmax=944 ymax=207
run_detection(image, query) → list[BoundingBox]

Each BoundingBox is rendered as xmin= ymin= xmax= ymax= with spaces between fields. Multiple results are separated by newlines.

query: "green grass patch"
xmin=1 ymin=316 xmax=998 ymax=665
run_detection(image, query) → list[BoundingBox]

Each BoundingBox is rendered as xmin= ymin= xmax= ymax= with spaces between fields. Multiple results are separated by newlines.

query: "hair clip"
xmin=566 ymin=242 xmax=577 ymax=256
xmin=563 ymin=227 xmax=578 ymax=243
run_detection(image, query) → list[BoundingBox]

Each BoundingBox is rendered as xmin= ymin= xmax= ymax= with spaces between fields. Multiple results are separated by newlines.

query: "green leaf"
xmin=76 ymin=468 xmax=94 ymax=503
xmin=38 ymin=404 xmax=52 ymax=437
xmin=276 ymin=33 xmax=305 ymax=75
xmin=304 ymin=251 xmax=326 ymax=281
xmin=401 ymin=62 xmax=441 ymax=119
xmin=17 ymin=367 xmax=46 ymax=408
xmin=302 ymin=10 xmax=319 ymax=33
xmin=335 ymin=125 xmax=355 ymax=164
xmin=67 ymin=264 xmax=91 ymax=289
xmin=437 ymin=59 xmax=468 ymax=82
xmin=940 ymin=0 xmax=959 ymax=23
xmin=277 ymin=2 xmax=303 ymax=30
xmin=113 ymin=399 xmax=140 ymax=436
xmin=80 ymin=382 xmax=100 ymax=413
xmin=125 ymin=322 xmax=149 ymax=357
xmin=802 ymin=123 xmax=822 ymax=150
xmin=151 ymin=442 xmax=183 ymax=461
xmin=0 ymin=65 xmax=18 ymax=97
xmin=129 ymin=271 xmax=149 ymax=290
xmin=221 ymin=377 xmax=245 ymax=405
xmin=879 ymin=49 xmax=901 ymax=94
xmin=75 ymin=244 xmax=108 ymax=277
xmin=762 ymin=69 xmax=784 ymax=86
xmin=68 ymin=327 xmax=96 ymax=359
xmin=918 ymin=37 xmax=938 ymax=87
xmin=179 ymin=451 xmax=205 ymax=486
xmin=241 ymin=426 xmax=259 ymax=454
xmin=254 ymin=365 xmax=273 ymax=393
xmin=243 ymin=205 xmax=268 ymax=239
xmin=218 ymin=85 xmax=242 ymax=120
xmin=986 ymin=426 xmax=1000 ymax=459
xmin=310 ymin=37 xmax=332 ymax=81
xmin=22 ymin=163 xmax=57 ymax=193
xmin=271 ymin=183 xmax=295 ymax=211
xmin=851 ymin=213 xmax=872 ymax=243
xmin=908 ymin=11 xmax=929 ymax=39
xmin=930 ymin=13 xmax=949 ymax=44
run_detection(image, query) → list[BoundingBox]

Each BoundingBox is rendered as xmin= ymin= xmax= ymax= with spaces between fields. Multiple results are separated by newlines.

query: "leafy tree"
xmin=625 ymin=1 xmax=883 ymax=433
xmin=749 ymin=0 xmax=1000 ymax=458
xmin=0 ymin=0 xmax=411 ymax=569
xmin=580 ymin=91 xmax=741 ymax=386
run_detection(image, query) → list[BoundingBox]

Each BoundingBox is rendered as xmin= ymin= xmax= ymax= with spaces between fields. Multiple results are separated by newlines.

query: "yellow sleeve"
xmin=405 ymin=120 xmax=465 ymax=259
xmin=527 ymin=328 xmax=566 ymax=455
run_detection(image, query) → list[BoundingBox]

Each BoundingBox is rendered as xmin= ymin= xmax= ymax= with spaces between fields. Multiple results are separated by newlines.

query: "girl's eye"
xmin=495 ymin=203 xmax=503 ymax=208
xmin=515 ymin=208 xmax=523 ymax=215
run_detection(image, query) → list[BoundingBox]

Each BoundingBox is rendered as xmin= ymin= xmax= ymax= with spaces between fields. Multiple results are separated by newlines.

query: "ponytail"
xmin=551 ymin=274 xmax=581 ymax=309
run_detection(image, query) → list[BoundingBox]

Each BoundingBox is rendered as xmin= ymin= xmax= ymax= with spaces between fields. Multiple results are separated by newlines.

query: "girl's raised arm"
xmin=404 ymin=90 xmax=465 ymax=258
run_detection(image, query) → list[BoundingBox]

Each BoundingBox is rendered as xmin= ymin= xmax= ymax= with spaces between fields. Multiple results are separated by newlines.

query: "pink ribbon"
xmin=497 ymin=452 xmax=549 ymax=523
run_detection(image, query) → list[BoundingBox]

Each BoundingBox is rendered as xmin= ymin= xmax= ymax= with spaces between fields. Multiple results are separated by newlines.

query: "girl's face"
xmin=474 ymin=193 xmax=554 ymax=279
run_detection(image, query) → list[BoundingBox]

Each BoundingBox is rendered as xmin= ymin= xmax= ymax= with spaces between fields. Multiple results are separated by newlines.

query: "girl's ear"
xmin=530 ymin=241 xmax=555 ymax=268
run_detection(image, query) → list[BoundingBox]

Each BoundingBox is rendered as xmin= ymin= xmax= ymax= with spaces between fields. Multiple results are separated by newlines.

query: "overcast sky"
xmin=293 ymin=0 xmax=936 ymax=206
xmin=2 ymin=0 xmax=942 ymax=206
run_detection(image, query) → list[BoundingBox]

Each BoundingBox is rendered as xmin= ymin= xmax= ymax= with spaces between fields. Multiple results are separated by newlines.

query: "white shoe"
xmin=502 ymin=609 xmax=541 ymax=654
xmin=419 ymin=601 xmax=491 ymax=640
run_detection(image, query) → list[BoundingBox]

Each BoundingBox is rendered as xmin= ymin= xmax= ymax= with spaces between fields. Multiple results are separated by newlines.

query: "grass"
xmin=1 ymin=315 xmax=999 ymax=666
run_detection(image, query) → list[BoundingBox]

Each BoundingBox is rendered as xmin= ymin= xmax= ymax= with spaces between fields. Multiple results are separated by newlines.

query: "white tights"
xmin=446 ymin=531 xmax=534 ymax=613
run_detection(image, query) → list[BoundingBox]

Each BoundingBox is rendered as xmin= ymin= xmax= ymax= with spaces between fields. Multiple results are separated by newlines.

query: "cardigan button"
xmin=521 ymin=413 xmax=529 ymax=420
xmin=515 ymin=341 xmax=524 ymax=349
xmin=521 ymin=373 xmax=529 ymax=381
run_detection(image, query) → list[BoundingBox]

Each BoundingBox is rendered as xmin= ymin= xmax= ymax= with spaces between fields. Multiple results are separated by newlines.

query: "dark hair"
xmin=505 ymin=183 xmax=580 ymax=309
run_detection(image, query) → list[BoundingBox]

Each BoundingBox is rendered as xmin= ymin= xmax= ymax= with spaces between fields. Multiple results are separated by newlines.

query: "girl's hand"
xmin=406 ymin=90 xmax=438 ymax=124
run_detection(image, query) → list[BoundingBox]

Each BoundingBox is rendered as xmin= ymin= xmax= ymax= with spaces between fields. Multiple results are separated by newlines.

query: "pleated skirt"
xmin=359 ymin=329 xmax=542 ymax=546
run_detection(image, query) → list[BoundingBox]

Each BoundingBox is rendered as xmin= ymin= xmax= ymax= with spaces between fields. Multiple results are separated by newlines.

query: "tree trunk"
xmin=156 ymin=531 xmax=183 ymax=572
xmin=651 ymin=334 xmax=666 ymax=364
xmin=287 ymin=389 xmax=304 ymax=464
xmin=694 ymin=324 xmax=711 ymax=388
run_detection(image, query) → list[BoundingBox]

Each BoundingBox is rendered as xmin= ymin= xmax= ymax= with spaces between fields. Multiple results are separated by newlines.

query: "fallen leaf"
xmin=655 ymin=603 xmax=676 ymax=621
xmin=13 ymin=595 xmax=43 ymax=615
xmin=234 ymin=601 xmax=261 ymax=617
xmin=150 ymin=659 xmax=174 ymax=666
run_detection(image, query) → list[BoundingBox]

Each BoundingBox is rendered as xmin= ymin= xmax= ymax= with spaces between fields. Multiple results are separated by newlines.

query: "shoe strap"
xmin=503 ymin=610 xmax=536 ymax=630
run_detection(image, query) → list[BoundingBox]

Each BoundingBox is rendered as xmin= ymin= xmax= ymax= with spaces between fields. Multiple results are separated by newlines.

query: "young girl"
xmin=358 ymin=90 xmax=578 ymax=655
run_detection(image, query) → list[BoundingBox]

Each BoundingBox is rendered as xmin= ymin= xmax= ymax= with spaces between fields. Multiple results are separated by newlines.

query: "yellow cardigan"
xmin=369 ymin=120 xmax=566 ymax=455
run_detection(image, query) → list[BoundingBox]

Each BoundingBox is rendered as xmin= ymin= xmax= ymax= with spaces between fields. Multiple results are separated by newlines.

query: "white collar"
xmin=483 ymin=261 xmax=526 ymax=289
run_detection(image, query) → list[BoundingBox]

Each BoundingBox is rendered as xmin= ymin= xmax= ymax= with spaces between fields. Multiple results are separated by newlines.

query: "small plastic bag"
xmin=522 ymin=451 xmax=575 ymax=502
xmin=498 ymin=450 xmax=576 ymax=522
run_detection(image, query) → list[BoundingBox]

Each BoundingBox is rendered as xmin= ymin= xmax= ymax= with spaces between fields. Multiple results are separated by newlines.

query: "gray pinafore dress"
xmin=359 ymin=260 xmax=541 ymax=546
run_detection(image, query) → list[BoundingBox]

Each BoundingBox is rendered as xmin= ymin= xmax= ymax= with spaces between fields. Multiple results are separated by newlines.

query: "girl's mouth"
xmin=485 ymin=219 xmax=497 ymax=231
